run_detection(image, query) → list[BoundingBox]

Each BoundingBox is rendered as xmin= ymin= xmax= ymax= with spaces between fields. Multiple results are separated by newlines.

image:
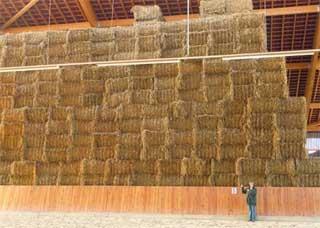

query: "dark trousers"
xmin=248 ymin=204 xmax=256 ymax=221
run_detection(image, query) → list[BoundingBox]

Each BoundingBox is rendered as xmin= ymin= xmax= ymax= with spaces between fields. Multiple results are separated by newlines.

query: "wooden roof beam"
xmin=305 ymin=14 xmax=320 ymax=116
xmin=77 ymin=0 xmax=97 ymax=27
xmin=256 ymin=5 xmax=320 ymax=16
xmin=1 ymin=0 xmax=40 ymax=30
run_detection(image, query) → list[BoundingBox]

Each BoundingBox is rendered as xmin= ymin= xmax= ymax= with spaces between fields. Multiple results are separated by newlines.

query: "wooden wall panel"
xmin=0 ymin=186 xmax=319 ymax=216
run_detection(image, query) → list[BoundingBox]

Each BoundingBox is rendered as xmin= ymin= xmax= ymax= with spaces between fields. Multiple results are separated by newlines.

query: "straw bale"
xmin=116 ymin=104 xmax=144 ymax=120
xmin=129 ymin=90 xmax=153 ymax=104
xmin=119 ymin=133 xmax=141 ymax=146
xmin=161 ymin=33 xmax=185 ymax=50
xmin=248 ymin=98 xmax=279 ymax=113
xmin=203 ymin=74 xmax=230 ymax=87
xmin=58 ymin=175 xmax=80 ymax=185
xmin=142 ymin=118 xmax=166 ymax=131
xmin=233 ymin=84 xmax=256 ymax=100
xmin=131 ymin=5 xmax=164 ymax=22
xmin=44 ymin=148 xmax=67 ymax=162
xmin=104 ymin=159 xmax=134 ymax=176
xmin=193 ymin=102 xmax=223 ymax=116
xmin=137 ymin=35 xmax=161 ymax=52
xmin=25 ymin=108 xmax=48 ymax=123
xmin=219 ymin=144 xmax=246 ymax=160
xmin=68 ymin=30 xmax=89 ymax=42
xmin=194 ymin=144 xmax=217 ymax=159
xmin=91 ymin=146 xmax=113 ymax=160
xmin=140 ymin=145 xmax=166 ymax=160
xmin=248 ymin=130 xmax=274 ymax=144
xmin=1 ymin=136 xmax=23 ymax=150
xmin=178 ymin=89 xmax=206 ymax=102
xmin=105 ymin=77 xmax=129 ymax=93
xmin=189 ymin=32 xmax=208 ymax=46
xmin=37 ymin=70 xmax=58 ymax=82
xmin=91 ymin=43 xmax=114 ymax=60
xmin=199 ymin=0 xmax=226 ymax=16
xmin=193 ymin=129 xmax=216 ymax=145
xmin=1 ymin=123 xmax=24 ymax=136
xmin=97 ymin=107 xmax=116 ymax=121
xmin=74 ymin=107 xmax=97 ymax=121
xmin=0 ymin=176 xmax=10 ymax=185
xmin=279 ymin=128 xmax=305 ymax=143
xmin=47 ymin=120 xmax=70 ymax=135
xmin=16 ymin=84 xmax=35 ymax=96
xmin=278 ymin=97 xmax=306 ymax=114
xmin=294 ymin=175 xmax=320 ymax=187
xmin=276 ymin=113 xmax=306 ymax=129
xmin=266 ymin=159 xmax=295 ymax=175
xmin=1 ymin=149 xmax=23 ymax=161
xmin=59 ymin=95 xmax=82 ymax=107
xmin=48 ymin=31 xmax=67 ymax=44
xmin=25 ymin=135 xmax=45 ymax=148
xmin=179 ymin=60 xmax=202 ymax=76
xmin=196 ymin=115 xmax=219 ymax=130
xmin=67 ymin=41 xmax=90 ymax=55
xmin=236 ymin=158 xmax=266 ymax=175
xmin=166 ymin=118 xmax=193 ymax=131
xmin=131 ymin=174 xmax=156 ymax=186
xmin=211 ymin=159 xmax=235 ymax=174
xmin=231 ymin=72 xmax=256 ymax=86
xmin=247 ymin=143 xmax=275 ymax=159
xmin=37 ymin=82 xmax=57 ymax=95
xmin=161 ymin=48 xmax=185 ymax=58
xmin=95 ymin=121 xmax=118 ymax=133
xmin=11 ymin=161 xmax=35 ymax=176
xmin=0 ymin=161 xmax=12 ymax=175
xmin=24 ymin=32 xmax=47 ymax=45
xmin=203 ymin=59 xmax=230 ymax=75
xmin=239 ymin=28 xmax=264 ymax=45
xmin=72 ymin=135 xmax=93 ymax=147
xmin=14 ymin=96 xmax=33 ymax=108
xmin=258 ymin=83 xmax=288 ymax=98
xmin=130 ymin=65 xmax=155 ymax=78
xmin=204 ymin=85 xmax=230 ymax=102
xmin=94 ymin=133 xmax=119 ymax=147
xmin=156 ymin=160 xmax=181 ymax=175
xmin=82 ymin=94 xmax=103 ymax=106
xmin=249 ymin=113 xmax=275 ymax=129
xmin=59 ymin=67 xmax=81 ymax=82
xmin=59 ymin=82 xmax=82 ymax=96
xmin=155 ymin=63 xmax=178 ymax=78
xmin=36 ymin=162 xmax=60 ymax=177
xmin=82 ymin=80 xmax=105 ymax=93
xmin=51 ymin=107 xmax=70 ymax=121
xmin=223 ymin=115 xmax=243 ymax=129
xmin=0 ymin=72 xmax=15 ymax=83
xmin=168 ymin=145 xmax=193 ymax=159
xmin=46 ymin=135 xmax=72 ymax=148
xmin=114 ymin=144 xmax=141 ymax=160
xmin=295 ymin=159 xmax=320 ymax=175
xmin=10 ymin=176 xmax=34 ymax=185
xmin=24 ymin=44 xmax=45 ymax=56
xmin=24 ymin=148 xmax=43 ymax=161
xmin=181 ymin=158 xmax=210 ymax=176
xmin=106 ymin=91 xmax=131 ymax=108
xmin=152 ymin=89 xmax=176 ymax=104
xmin=154 ymin=77 xmax=176 ymax=90
xmin=67 ymin=147 xmax=90 ymax=161
xmin=81 ymin=175 xmax=104 ymax=185
xmin=48 ymin=44 xmax=66 ymax=58
xmin=266 ymin=174 xmax=293 ymax=187
xmin=177 ymin=74 xmax=201 ymax=90
xmin=156 ymin=175 xmax=182 ymax=186
xmin=238 ymin=175 xmax=266 ymax=186
xmin=166 ymin=130 xmax=193 ymax=146
xmin=221 ymin=129 xmax=246 ymax=145
xmin=80 ymin=159 xmax=105 ymax=175
xmin=113 ymin=52 xmax=134 ymax=61
xmin=183 ymin=175 xmax=209 ymax=186
xmin=0 ymin=84 xmax=16 ymax=96
xmin=2 ymin=108 xmax=25 ymax=123
xmin=257 ymin=71 xmax=287 ymax=85
xmin=132 ymin=160 xmax=156 ymax=175
xmin=209 ymin=174 xmax=237 ymax=186
xmin=90 ymin=28 xmax=115 ymax=42
xmin=130 ymin=77 xmax=154 ymax=90
xmin=142 ymin=130 xmax=166 ymax=147
xmin=142 ymin=104 xmax=169 ymax=118
xmin=115 ymin=38 xmax=136 ymax=53
xmin=278 ymin=143 xmax=307 ymax=159
xmin=15 ymin=71 xmax=37 ymax=82
xmin=23 ymin=56 xmax=46 ymax=66
xmin=59 ymin=161 xmax=81 ymax=176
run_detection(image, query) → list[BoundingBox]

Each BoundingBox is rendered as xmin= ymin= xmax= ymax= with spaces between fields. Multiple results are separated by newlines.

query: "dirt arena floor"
xmin=0 ymin=212 xmax=319 ymax=228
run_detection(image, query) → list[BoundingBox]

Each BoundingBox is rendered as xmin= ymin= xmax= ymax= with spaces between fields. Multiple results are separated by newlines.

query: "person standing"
xmin=241 ymin=182 xmax=257 ymax=222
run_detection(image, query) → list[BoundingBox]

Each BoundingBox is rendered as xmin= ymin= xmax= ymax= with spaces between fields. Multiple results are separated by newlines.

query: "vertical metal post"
xmin=186 ymin=0 xmax=190 ymax=56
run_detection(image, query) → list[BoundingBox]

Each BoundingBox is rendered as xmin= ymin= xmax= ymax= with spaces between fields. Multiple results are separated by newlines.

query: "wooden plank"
xmin=0 ymin=186 xmax=319 ymax=216
xmin=1 ymin=0 xmax=40 ymax=30
xmin=305 ymin=14 xmax=320 ymax=115
xmin=77 ymin=0 xmax=97 ymax=27
xmin=256 ymin=5 xmax=320 ymax=16
xmin=286 ymin=62 xmax=310 ymax=70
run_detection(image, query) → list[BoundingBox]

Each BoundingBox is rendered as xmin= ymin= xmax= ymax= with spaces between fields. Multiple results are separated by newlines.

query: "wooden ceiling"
xmin=0 ymin=0 xmax=320 ymax=131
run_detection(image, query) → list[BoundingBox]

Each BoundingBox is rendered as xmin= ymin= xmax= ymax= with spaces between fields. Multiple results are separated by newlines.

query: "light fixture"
xmin=0 ymin=65 xmax=60 ymax=73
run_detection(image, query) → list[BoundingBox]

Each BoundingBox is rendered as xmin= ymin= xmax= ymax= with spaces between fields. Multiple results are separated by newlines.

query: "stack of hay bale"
xmin=0 ymin=0 xmax=316 ymax=186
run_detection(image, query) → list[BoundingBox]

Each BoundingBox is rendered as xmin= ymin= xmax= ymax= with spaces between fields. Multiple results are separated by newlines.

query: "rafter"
xmin=77 ymin=0 xmax=97 ymax=27
xmin=256 ymin=5 xmax=320 ymax=16
xmin=286 ymin=62 xmax=311 ymax=70
xmin=1 ymin=0 xmax=40 ymax=30
xmin=305 ymin=14 xmax=320 ymax=115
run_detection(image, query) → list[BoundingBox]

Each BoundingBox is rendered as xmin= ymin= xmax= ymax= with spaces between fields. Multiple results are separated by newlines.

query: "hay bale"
xmin=119 ymin=133 xmax=141 ymax=146
xmin=193 ymin=102 xmax=223 ymax=116
xmin=81 ymin=175 xmax=104 ymax=185
xmin=142 ymin=130 xmax=166 ymax=147
xmin=80 ymin=159 xmax=105 ymax=175
xmin=155 ymin=63 xmax=179 ymax=78
xmin=152 ymin=89 xmax=176 ymax=104
xmin=140 ymin=146 xmax=166 ymax=160
xmin=142 ymin=104 xmax=169 ymax=118
xmin=279 ymin=128 xmax=305 ymax=143
xmin=59 ymin=95 xmax=82 ymax=107
xmin=231 ymin=72 xmax=256 ymax=86
xmin=82 ymin=93 xmax=103 ymax=107
xmin=221 ymin=129 xmax=246 ymax=145
xmin=37 ymin=82 xmax=58 ymax=95
xmin=223 ymin=115 xmax=243 ymax=129
xmin=248 ymin=130 xmax=274 ymax=144
xmin=178 ymin=89 xmax=206 ymax=102
xmin=23 ymin=148 xmax=43 ymax=161
xmin=97 ymin=107 xmax=116 ymax=121
xmin=266 ymin=159 xmax=295 ymax=175
xmin=67 ymin=147 xmax=89 ymax=162
xmin=276 ymin=113 xmax=306 ymax=129
xmin=154 ymin=77 xmax=176 ymax=90
xmin=204 ymin=85 xmax=230 ymax=102
xmin=14 ymin=96 xmax=33 ymax=108
xmin=72 ymin=135 xmax=93 ymax=147
xmin=156 ymin=160 xmax=181 ymax=175
xmin=183 ymin=176 xmax=209 ymax=186
xmin=257 ymin=71 xmax=287 ymax=85
xmin=0 ymin=84 xmax=16 ymax=96
xmin=136 ymin=35 xmax=161 ymax=52
xmin=34 ymin=95 xmax=58 ymax=107
xmin=219 ymin=144 xmax=247 ymax=160
xmin=247 ymin=143 xmax=275 ymax=159
xmin=132 ymin=160 xmax=156 ymax=175
xmin=176 ymin=74 xmax=201 ymax=90
xmin=25 ymin=135 xmax=45 ymax=148
xmin=142 ymin=118 xmax=166 ymax=131
xmin=48 ymin=31 xmax=67 ymax=44
xmin=236 ymin=158 xmax=266 ymax=175
xmin=129 ymin=90 xmax=153 ymax=104
xmin=11 ymin=161 xmax=35 ymax=176
xmin=92 ymin=147 xmax=114 ymax=161
xmin=25 ymin=108 xmax=48 ymax=123
xmin=278 ymin=143 xmax=307 ymax=159
xmin=90 ymin=28 xmax=115 ymax=42
xmin=233 ymin=84 xmax=256 ymax=100
xmin=194 ymin=144 xmax=217 ymax=159
xmin=35 ymin=162 xmax=60 ymax=185
xmin=44 ymin=148 xmax=67 ymax=162
xmin=257 ymin=84 xmax=288 ymax=98
xmin=196 ymin=115 xmax=220 ymax=130
xmin=95 ymin=121 xmax=118 ymax=133
xmin=1 ymin=123 xmax=24 ymax=136
xmin=278 ymin=97 xmax=306 ymax=114
xmin=46 ymin=135 xmax=71 ymax=148
xmin=106 ymin=91 xmax=131 ymax=108
xmin=181 ymin=158 xmax=211 ymax=176
xmin=295 ymin=175 xmax=320 ymax=187
xmin=104 ymin=159 xmax=134 ymax=176
xmin=59 ymin=82 xmax=82 ymax=96
xmin=179 ymin=60 xmax=203 ymax=76
xmin=114 ymin=144 xmax=141 ymax=160
xmin=116 ymin=104 xmax=144 ymax=120
xmin=211 ymin=159 xmax=235 ymax=174
xmin=267 ymin=174 xmax=294 ymax=187
xmin=1 ymin=149 xmax=23 ymax=161
xmin=170 ymin=101 xmax=193 ymax=119
xmin=209 ymin=174 xmax=237 ymax=186
xmin=94 ymin=133 xmax=119 ymax=147
xmin=168 ymin=145 xmax=193 ymax=159
xmin=1 ymin=136 xmax=23 ymax=150
xmin=131 ymin=174 xmax=157 ymax=186
xmin=47 ymin=120 xmax=71 ymax=134
xmin=238 ymin=175 xmax=266 ymax=186
xmin=131 ymin=5 xmax=164 ymax=22
xmin=10 ymin=176 xmax=34 ymax=185
xmin=166 ymin=130 xmax=193 ymax=146
xmin=73 ymin=121 xmax=94 ymax=134
xmin=1 ymin=104 xmax=20 ymax=121
xmin=58 ymin=175 xmax=80 ymax=185
xmin=249 ymin=113 xmax=275 ymax=129
xmin=156 ymin=175 xmax=183 ymax=186
xmin=51 ymin=107 xmax=71 ymax=121
xmin=74 ymin=107 xmax=97 ymax=121
xmin=166 ymin=118 xmax=193 ymax=131
xmin=193 ymin=129 xmax=216 ymax=145
xmin=295 ymin=159 xmax=320 ymax=175
xmin=200 ymin=0 xmax=226 ymax=16
xmin=248 ymin=98 xmax=279 ymax=113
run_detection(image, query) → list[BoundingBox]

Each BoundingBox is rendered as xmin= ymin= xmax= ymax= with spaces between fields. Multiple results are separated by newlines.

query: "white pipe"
xmin=222 ymin=52 xmax=315 ymax=61
xmin=186 ymin=0 xmax=190 ymax=56
xmin=0 ymin=65 xmax=59 ymax=73
xmin=97 ymin=60 xmax=180 ymax=67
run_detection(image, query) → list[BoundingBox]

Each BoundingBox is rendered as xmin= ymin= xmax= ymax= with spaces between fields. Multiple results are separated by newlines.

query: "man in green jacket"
xmin=241 ymin=182 xmax=257 ymax=222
